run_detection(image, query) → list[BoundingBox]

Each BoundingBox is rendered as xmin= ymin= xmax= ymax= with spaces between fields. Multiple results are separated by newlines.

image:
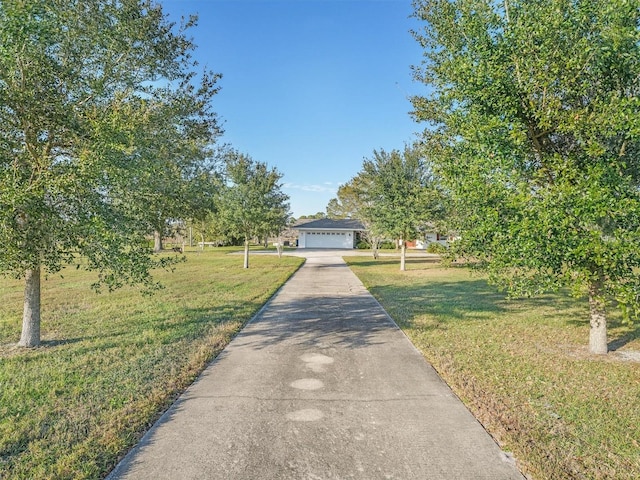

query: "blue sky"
xmin=160 ymin=0 xmax=426 ymax=218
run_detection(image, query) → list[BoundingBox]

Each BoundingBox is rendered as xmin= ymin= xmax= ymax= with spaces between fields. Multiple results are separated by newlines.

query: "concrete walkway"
xmin=108 ymin=251 xmax=525 ymax=480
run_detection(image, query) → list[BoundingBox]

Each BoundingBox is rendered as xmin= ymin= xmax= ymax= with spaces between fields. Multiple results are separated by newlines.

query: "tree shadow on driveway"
xmin=220 ymin=293 xmax=398 ymax=353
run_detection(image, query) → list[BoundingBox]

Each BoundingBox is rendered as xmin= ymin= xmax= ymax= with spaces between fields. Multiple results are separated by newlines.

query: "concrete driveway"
xmin=108 ymin=251 xmax=525 ymax=479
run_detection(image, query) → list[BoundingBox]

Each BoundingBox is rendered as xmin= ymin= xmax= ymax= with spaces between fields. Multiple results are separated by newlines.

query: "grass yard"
xmin=346 ymin=257 xmax=640 ymax=480
xmin=0 ymin=248 xmax=304 ymax=479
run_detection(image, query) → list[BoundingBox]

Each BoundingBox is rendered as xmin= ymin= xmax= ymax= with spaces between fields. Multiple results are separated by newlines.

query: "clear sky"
xmin=160 ymin=0 xmax=426 ymax=218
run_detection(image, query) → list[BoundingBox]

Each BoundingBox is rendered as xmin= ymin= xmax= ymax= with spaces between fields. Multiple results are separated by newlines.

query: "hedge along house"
xmin=294 ymin=219 xmax=365 ymax=249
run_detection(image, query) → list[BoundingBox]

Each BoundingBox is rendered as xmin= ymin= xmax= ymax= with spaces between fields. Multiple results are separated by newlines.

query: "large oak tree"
xmin=411 ymin=0 xmax=640 ymax=354
xmin=0 ymin=0 xmax=221 ymax=347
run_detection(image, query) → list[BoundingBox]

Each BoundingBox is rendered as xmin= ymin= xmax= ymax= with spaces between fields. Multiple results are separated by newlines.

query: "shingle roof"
xmin=294 ymin=218 xmax=365 ymax=230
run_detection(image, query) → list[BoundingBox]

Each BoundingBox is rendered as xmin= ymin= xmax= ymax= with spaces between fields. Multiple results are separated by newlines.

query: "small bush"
xmin=356 ymin=241 xmax=371 ymax=249
xmin=426 ymin=242 xmax=448 ymax=254
xmin=379 ymin=241 xmax=396 ymax=250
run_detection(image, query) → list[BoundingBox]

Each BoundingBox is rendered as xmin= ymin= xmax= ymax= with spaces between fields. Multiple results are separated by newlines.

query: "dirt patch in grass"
xmin=612 ymin=350 xmax=640 ymax=362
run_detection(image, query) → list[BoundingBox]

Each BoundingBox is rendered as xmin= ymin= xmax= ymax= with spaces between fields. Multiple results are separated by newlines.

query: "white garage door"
xmin=305 ymin=231 xmax=348 ymax=248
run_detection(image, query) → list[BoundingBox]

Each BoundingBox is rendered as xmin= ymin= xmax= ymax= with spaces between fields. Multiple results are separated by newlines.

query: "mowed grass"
xmin=346 ymin=257 xmax=640 ymax=480
xmin=0 ymin=248 xmax=304 ymax=479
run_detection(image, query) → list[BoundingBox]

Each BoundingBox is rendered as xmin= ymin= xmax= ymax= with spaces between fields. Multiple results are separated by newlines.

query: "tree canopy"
xmin=122 ymin=82 xmax=223 ymax=252
xmin=326 ymin=174 xmax=385 ymax=257
xmin=358 ymin=147 xmax=445 ymax=270
xmin=0 ymin=0 xmax=222 ymax=346
xmin=217 ymin=152 xmax=290 ymax=268
xmin=411 ymin=0 xmax=640 ymax=353
xmin=296 ymin=212 xmax=328 ymax=221
xmin=326 ymin=180 xmax=365 ymax=220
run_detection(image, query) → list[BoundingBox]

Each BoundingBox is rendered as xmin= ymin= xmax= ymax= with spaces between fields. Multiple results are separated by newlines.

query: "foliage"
xmin=326 ymin=181 xmax=361 ymax=220
xmin=112 ymin=83 xmax=223 ymax=253
xmin=296 ymin=212 xmax=327 ymax=221
xmin=0 ymin=0 xmax=222 ymax=345
xmin=358 ymin=147 xmax=446 ymax=268
xmin=361 ymin=148 xmax=445 ymax=242
xmin=217 ymin=151 xmax=290 ymax=267
xmin=346 ymin=257 xmax=640 ymax=480
xmin=426 ymin=242 xmax=447 ymax=254
xmin=187 ymin=210 xmax=239 ymax=248
xmin=411 ymin=0 xmax=640 ymax=353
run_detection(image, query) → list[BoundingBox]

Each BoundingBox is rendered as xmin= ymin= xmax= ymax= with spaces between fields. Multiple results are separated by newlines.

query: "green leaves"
xmin=359 ymin=147 xmax=445 ymax=244
xmin=216 ymin=151 xmax=290 ymax=246
xmin=411 ymin=0 xmax=640 ymax=342
xmin=0 ymin=1 xmax=223 ymax=343
xmin=0 ymin=0 xmax=221 ymax=274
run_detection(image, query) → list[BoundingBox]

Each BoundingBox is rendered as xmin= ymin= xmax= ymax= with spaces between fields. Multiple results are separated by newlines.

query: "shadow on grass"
xmin=347 ymin=257 xmax=442 ymax=269
xmin=368 ymin=275 xmax=584 ymax=331
xmin=508 ymin=290 xmax=588 ymax=319
xmin=16 ymin=301 xmax=266 ymax=358
xmin=40 ymin=337 xmax=85 ymax=348
xmin=608 ymin=323 xmax=640 ymax=351
xmin=368 ymin=279 xmax=506 ymax=327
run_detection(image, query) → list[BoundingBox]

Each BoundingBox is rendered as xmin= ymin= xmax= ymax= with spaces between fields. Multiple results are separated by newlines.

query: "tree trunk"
xmin=588 ymin=279 xmax=608 ymax=355
xmin=400 ymin=239 xmax=406 ymax=271
xmin=371 ymin=237 xmax=380 ymax=260
xmin=19 ymin=267 xmax=41 ymax=348
xmin=244 ymin=238 xmax=250 ymax=269
xmin=153 ymin=230 xmax=163 ymax=252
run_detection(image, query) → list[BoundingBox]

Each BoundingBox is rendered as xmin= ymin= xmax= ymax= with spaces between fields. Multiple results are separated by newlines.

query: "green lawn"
xmin=346 ymin=257 xmax=640 ymax=480
xmin=0 ymin=248 xmax=304 ymax=479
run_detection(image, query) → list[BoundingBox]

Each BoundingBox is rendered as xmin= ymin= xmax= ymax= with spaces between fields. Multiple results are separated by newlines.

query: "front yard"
xmin=346 ymin=257 xmax=640 ymax=480
xmin=2 ymin=250 xmax=638 ymax=479
xmin=0 ymin=249 xmax=303 ymax=479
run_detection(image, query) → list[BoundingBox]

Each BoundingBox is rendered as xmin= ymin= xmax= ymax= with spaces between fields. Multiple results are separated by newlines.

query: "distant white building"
xmin=409 ymin=232 xmax=450 ymax=249
xmin=294 ymin=219 xmax=365 ymax=249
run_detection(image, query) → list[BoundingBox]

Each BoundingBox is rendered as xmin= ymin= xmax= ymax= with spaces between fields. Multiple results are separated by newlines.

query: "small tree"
xmin=411 ymin=0 xmax=640 ymax=354
xmin=360 ymin=148 xmax=444 ymax=270
xmin=217 ymin=152 xmax=289 ymax=268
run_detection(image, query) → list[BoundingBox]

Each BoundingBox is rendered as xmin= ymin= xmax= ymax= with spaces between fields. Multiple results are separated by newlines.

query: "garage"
xmin=294 ymin=219 xmax=364 ymax=249
xmin=304 ymin=231 xmax=349 ymax=249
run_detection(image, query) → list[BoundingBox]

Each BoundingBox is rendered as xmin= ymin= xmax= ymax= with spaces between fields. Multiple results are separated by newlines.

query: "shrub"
xmin=426 ymin=242 xmax=448 ymax=254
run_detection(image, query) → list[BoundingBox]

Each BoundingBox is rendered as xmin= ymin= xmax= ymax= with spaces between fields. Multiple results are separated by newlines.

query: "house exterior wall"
xmin=413 ymin=232 xmax=449 ymax=249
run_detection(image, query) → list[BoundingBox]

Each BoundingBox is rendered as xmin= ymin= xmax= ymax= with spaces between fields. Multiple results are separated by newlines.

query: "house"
xmin=294 ymin=218 xmax=365 ymax=249
xmin=407 ymin=232 xmax=450 ymax=249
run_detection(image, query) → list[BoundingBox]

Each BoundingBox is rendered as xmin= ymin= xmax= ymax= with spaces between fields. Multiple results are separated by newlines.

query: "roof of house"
xmin=294 ymin=218 xmax=365 ymax=231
